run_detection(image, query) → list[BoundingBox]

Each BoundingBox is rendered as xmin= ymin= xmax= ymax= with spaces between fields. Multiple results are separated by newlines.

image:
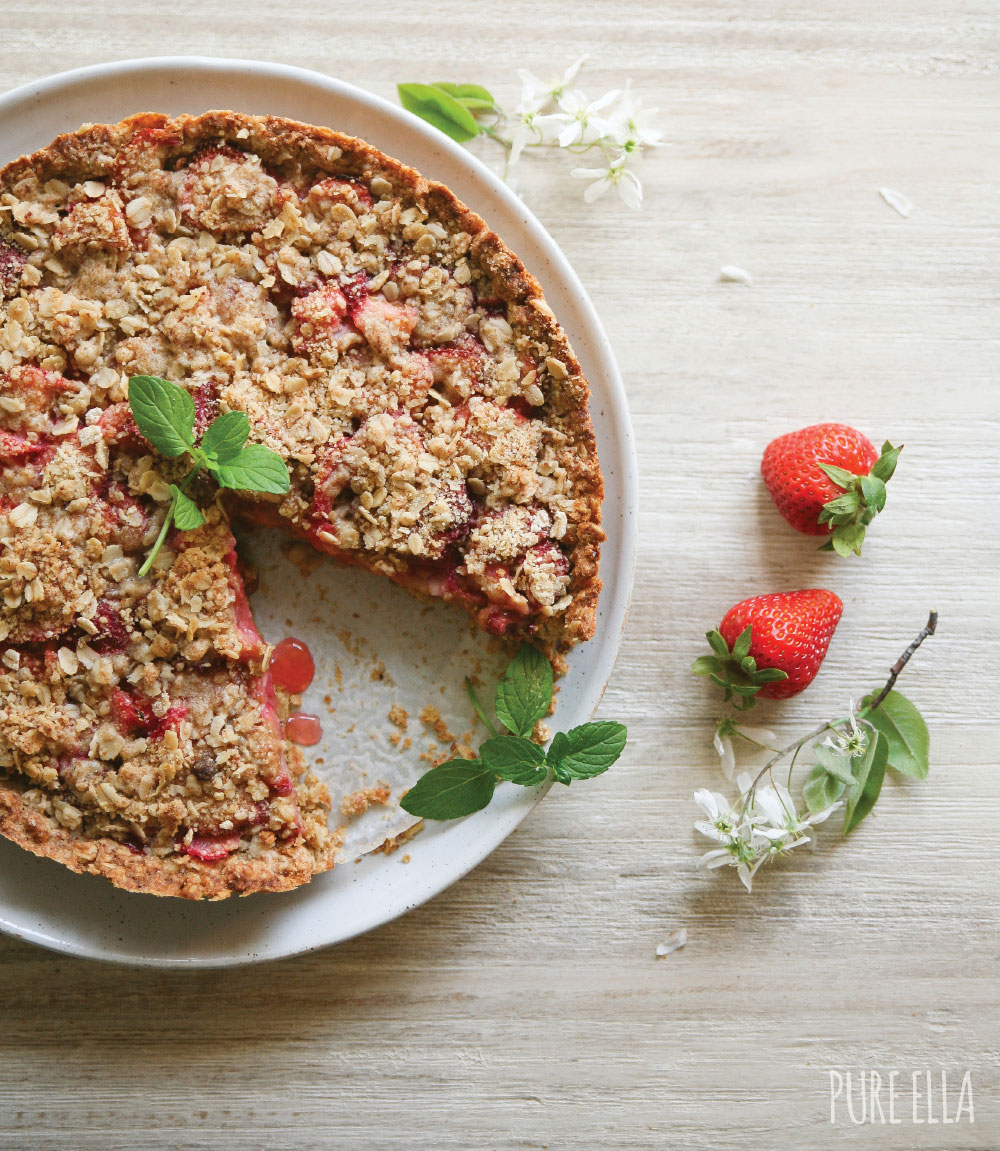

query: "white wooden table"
xmin=2 ymin=4 xmax=998 ymax=1147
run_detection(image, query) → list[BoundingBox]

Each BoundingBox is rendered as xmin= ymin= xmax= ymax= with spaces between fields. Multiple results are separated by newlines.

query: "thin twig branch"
xmin=866 ymin=610 xmax=938 ymax=712
xmin=738 ymin=610 xmax=938 ymax=809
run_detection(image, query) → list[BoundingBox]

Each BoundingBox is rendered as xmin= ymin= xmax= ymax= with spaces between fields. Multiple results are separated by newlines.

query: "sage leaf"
xmin=548 ymin=721 xmax=628 ymax=783
xmin=128 ymin=375 xmax=195 ymax=458
xmin=479 ymin=735 xmax=547 ymax=786
xmin=399 ymin=759 xmax=496 ymax=820
xmin=214 ymin=443 xmax=290 ymax=495
xmin=494 ymin=644 xmax=553 ymax=737
xmin=397 ymin=83 xmax=481 ymax=142
xmin=844 ymin=727 xmax=888 ymax=834
xmin=863 ymin=690 xmax=929 ymax=779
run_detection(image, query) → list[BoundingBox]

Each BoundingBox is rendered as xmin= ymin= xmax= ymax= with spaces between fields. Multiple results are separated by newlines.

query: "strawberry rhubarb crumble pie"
xmin=0 ymin=111 xmax=604 ymax=898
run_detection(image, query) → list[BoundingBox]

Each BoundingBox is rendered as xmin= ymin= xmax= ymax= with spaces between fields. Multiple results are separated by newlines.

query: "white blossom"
xmin=607 ymin=82 xmax=663 ymax=155
xmin=515 ymin=55 xmax=589 ymax=116
xmin=550 ymin=88 xmax=621 ymax=148
xmin=571 ymin=154 xmax=643 ymax=210
xmin=713 ymin=720 xmax=777 ymax=781
xmin=823 ymin=700 xmax=868 ymax=759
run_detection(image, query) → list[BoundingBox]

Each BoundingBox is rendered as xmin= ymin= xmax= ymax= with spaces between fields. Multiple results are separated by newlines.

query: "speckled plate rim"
xmin=0 ymin=56 xmax=638 ymax=967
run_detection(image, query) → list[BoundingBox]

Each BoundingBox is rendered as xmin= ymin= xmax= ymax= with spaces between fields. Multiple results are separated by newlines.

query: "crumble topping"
xmin=0 ymin=110 xmax=604 ymax=897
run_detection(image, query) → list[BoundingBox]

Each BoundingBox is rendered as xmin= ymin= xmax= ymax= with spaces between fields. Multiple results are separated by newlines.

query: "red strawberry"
xmin=761 ymin=423 xmax=901 ymax=556
xmin=693 ymin=589 xmax=843 ymax=706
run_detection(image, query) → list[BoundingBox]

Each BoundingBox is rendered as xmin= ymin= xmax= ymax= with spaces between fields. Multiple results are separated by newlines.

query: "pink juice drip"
xmin=285 ymin=713 xmax=322 ymax=746
xmin=269 ymin=637 xmax=315 ymax=694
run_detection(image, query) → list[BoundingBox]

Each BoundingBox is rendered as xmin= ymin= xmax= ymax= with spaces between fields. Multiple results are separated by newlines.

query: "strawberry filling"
xmin=0 ymin=238 xmax=27 ymax=297
xmin=183 ymin=832 xmax=242 ymax=863
xmin=110 ymin=688 xmax=187 ymax=740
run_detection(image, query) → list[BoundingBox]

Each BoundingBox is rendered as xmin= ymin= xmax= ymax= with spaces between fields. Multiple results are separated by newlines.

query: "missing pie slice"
xmin=0 ymin=110 xmax=604 ymax=898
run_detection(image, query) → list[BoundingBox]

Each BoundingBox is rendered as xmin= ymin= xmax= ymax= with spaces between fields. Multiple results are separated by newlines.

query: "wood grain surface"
xmin=1 ymin=2 xmax=998 ymax=1148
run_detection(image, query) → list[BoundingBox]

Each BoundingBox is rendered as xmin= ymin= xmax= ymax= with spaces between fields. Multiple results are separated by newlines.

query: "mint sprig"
xmin=128 ymin=375 xmax=290 ymax=577
xmin=400 ymin=645 xmax=628 ymax=821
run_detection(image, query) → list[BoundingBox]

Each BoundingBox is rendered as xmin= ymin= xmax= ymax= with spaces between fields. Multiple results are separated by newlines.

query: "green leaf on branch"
xmin=399 ymin=759 xmax=496 ymax=819
xmin=862 ymin=690 xmax=929 ymax=779
xmin=803 ymin=764 xmax=847 ymax=813
xmin=397 ymin=83 xmax=481 ymax=142
xmin=432 ymin=82 xmax=497 ymax=113
xmin=844 ymin=727 xmax=888 ymax=834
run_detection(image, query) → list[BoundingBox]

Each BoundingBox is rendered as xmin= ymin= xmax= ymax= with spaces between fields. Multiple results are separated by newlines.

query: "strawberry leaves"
xmin=818 ymin=440 xmax=901 ymax=557
xmin=692 ymin=625 xmax=788 ymax=710
xmin=400 ymin=645 xmax=627 ymax=820
xmin=128 ymin=375 xmax=289 ymax=576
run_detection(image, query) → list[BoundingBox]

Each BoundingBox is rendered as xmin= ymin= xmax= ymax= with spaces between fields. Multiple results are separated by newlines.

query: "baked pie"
xmin=0 ymin=111 xmax=604 ymax=897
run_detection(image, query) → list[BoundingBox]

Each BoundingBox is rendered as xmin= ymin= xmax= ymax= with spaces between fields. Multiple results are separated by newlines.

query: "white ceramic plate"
xmin=0 ymin=57 xmax=637 ymax=967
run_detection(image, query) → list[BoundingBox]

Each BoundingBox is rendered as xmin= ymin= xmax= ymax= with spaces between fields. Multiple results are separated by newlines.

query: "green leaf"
xmin=479 ymin=735 xmax=547 ymax=786
xmin=732 ymin=625 xmax=752 ymax=661
xmin=494 ymin=645 xmax=553 ymax=737
xmin=170 ymin=485 xmax=205 ymax=530
xmin=753 ymin=667 xmax=789 ymax=684
xmin=464 ymin=678 xmax=498 ymax=737
xmin=812 ymin=742 xmax=857 ymax=786
xmin=128 ymin=375 xmax=196 ymax=458
xmin=844 ymin=728 xmax=888 ymax=834
xmin=859 ymin=473 xmax=887 ymax=513
xmin=832 ymin=522 xmax=866 ymax=556
xmin=706 ymin=629 xmax=730 ymax=659
xmin=691 ymin=655 xmax=723 ymax=678
xmin=201 ymin=410 xmax=250 ymax=465
xmin=548 ymin=721 xmax=627 ymax=783
xmin=396 ymin=83 xmax=481 ymax=142
xmin=818 ymin=462 xmax=856 ymax=490
xmin=214 ymin=443 xmax=290 ymax=495
xmin=862 ymin=690 xmax=929 ymax=779
xmin=820 ymin=491 xmax=861 ymax=520
xmin=871 ymin=442 xmax=901 ymax=483
xmin=803 ymin=764 xmax=847 ymax=813
xmin=432 ymin=81 xmax=497 ymax=112
xmin=399 ymin=759 xmax=496 ymax=820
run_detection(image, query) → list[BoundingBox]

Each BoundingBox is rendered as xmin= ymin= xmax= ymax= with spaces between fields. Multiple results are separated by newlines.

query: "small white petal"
xmin=719 ymin=264 xmax=753 ymax=286
xmin=700 ymin=848 xmax=732 ymax=869
xmin=582 ymin=177 xmax=611 ymax=203
xmin=737 ymin=863 xmax=754 ymax=892
xmin=879 ymin=187 xmax=912 ymax=218
xmin=655 ymin=928 xmax=687 ymax=957
xmin=617 ymin=169 xmax=643 ymax=210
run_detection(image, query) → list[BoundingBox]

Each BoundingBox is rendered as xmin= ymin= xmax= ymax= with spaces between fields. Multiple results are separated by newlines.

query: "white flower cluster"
xmin=694 ymin=774 xmax=840 ymax=892
xmin=506 ymin=57 xmax=661 ymax=210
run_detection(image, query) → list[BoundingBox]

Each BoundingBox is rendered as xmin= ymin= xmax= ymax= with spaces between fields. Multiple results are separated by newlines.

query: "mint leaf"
xmin=397 ymin=83 xmax=481 ymax=143
xmin=214 ymin=443 xmax=290 ymax=495
xmin=548 ymin=721 xmax=627 ymax=783
xmin=170 ymin=485 xmax=205 ymax=530
xmin=432 ymin=82 xmax=497 ymax=113
xmin=479 ymin=735 xmax=547 ymax=786
xmin=128 ymin=375 xmax=195 ymax=458
xmin=399 ymin=759 xmax=495 ymax=819
xmin=803 ymin=763 xmax=847 ymax=813
xmin=844 ymin=727 xmax=888 ymax=834
xmin=201 ymin=410 xmax=250 ymax=465
xmin=863 ymin=690 xmax=929 ymax=779
xmin=494 ymin=644 xmax=553 ymax=737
